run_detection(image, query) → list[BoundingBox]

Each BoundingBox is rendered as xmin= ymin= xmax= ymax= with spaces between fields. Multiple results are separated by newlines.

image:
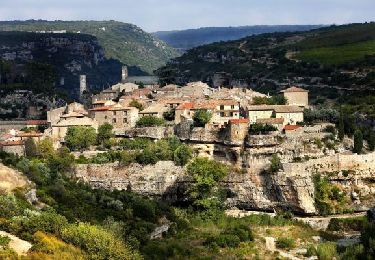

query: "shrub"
xmin=276 ymin=237 xmax=295 ymax=250
xmin=65 ymin=126 xmax=97 ymax=151
xmin=249 ymin=123 xmax=277 ymax=135
xmin=129 ymin=99 xmax=144 ymax=111
xmin=316 ymin=242 xmax=338 ymax=260
xmin=136 ymin=116 xmax=165 ymax=127
xmin=0 ymin=195 xmax=25 ymax=219
xmin=25 ymin=138 xmax=38 ymax=157
xmin=269 ymin=154 xmax=282 ymax=173
xmin=173 ymin=144 xmax=193 ymax=166
xmin=0 ymin=235 xmax=11 ymax=247
xmin=163 ymin=108 xmax=175 ymax=121
xmin=97 ymin=123 xmax=114 ymax=147
xmin=61 ymin=222 xmax=141 ymax=260
xmin=186 ymin=157 xmax=228 ymax=210
xmin=327 ymin=217 xmax=366 ymax=232
xmin=193 ymin=109 xmax=212 ymax=127
xmin=38 ymin=138 xmax=54 ymax=159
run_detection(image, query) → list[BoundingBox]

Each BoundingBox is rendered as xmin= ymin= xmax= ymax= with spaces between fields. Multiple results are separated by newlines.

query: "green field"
xmin=295 ymin=39 xmax=375 ymax=65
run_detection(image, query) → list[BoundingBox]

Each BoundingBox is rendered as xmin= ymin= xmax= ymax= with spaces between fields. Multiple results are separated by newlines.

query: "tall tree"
xmin=65 ymin=126 xmax=97 ymax=151
xmin=353 ymin=129 xmax=363 ymax=154
xmin=25 ymin=138 xmax=38 ymax=157
xmin=97 ymin=123 xmax=114 ymax=146
xmin=338 ymin=108 xmax=345 ymax=141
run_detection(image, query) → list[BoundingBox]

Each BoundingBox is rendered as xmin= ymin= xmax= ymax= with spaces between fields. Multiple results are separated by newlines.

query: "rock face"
xmin=0 ymin=163 xmax=28 ymax=193
xmin=73 ymin=151 xmax=375 ymax=215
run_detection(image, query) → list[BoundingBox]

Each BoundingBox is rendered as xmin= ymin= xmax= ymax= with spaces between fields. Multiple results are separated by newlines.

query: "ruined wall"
xmin=122 ymin=126 xmax=174 ymax=139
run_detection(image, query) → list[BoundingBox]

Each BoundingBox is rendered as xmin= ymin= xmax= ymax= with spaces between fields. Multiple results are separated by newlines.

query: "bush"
xmin=129 ymin=99 xmax=144 ymax=111
xmin=269 ymin=154 xmax=282 ymax=173
xmin=316 ymin=242 xmax=338 ymax=260
xmin=276 ymin=237 xmax=295 ymax=250
xmin=61 ymin=222 xmax=141 ymax=260
xmin=249 ymin=123 xmax=277 ymax=135
xmin=136 ymin=116 xmax=165 ymax=127
xmin=206 ymin=234 xmax=241 ymax=248
xmin=97 ymin=123 xmax=114 ymax=147
xmin=0 ymin=195 xmax=25 ymax=219
xmin=65 ymin=126 xmax=97 ymax=151
xmin=173 ymin=144 xmax=193 ymax=166
xmin=327 ymin=217 xmax=366 ymax=232
xmin=193 ymin=109 xmax=212 ymax=127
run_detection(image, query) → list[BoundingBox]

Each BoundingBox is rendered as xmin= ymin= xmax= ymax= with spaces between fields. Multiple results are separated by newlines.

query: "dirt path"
xmin=0 ymin=231 xmax=32 ymax=255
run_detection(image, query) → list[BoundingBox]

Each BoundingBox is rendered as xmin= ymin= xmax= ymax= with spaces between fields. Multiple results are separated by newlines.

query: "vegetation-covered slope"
xmin=0 ymin=20 xmax=179 ymax=74
xmin=156 ymin=23 xmax=375 ymax=99
xmin=153 ymin=25 xmax=323 ymax=51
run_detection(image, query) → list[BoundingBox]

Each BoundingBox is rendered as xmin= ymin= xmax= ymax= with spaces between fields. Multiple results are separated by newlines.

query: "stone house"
xmin=139 ymin=103 xmax=169 ymax=118
xmin=247 ymin=105 xmax=304 ymax=126
xmin=175 ymin=99 xmax=240 ymax=127
xmin=0 ymin=140 xmax=25 ymax=156
xmin=50 ymin=110 xmax=98 ymax=143
xmin=91 ymin=88 xmax=120 ymax=103
xmin=281 ymin=86 xmax=309 ymax=108
xmin=89 ymin=104 xmax=139 ymax=129
xmin=92 ymin=100 xmax=116 ymax=109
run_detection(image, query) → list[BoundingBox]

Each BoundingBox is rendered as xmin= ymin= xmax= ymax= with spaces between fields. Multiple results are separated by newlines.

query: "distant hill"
xmin=153 ymin=25 xmax=324 ymax=51
xmin=0 ymin=20 xmax=179 ymax=74
xmin=156 ymin=23 xmax=375 ymax=100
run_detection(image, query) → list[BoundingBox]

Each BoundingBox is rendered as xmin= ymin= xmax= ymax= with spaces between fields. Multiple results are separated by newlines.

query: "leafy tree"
xmin=186 ymin=157 xmax=228 ymax=210
xmin=47 ymin=147 xmax=75 ymax=173
xmin=249 ymin=123 xmax=277 ymax=135
xmin=129 ymin=99 xmax=144 ymax=111
xmin=174 ymin=144 xmax=193 ymax=166
xmin=97 ymin=123 xmax=114 ymax=146
xmin=136 ymin=116 xmax=165 ymax=127
xmin=353 ymin=129 xmax=363 ymax=154
xmin=338 ymin=109 xmax=345 ymax=141
xmin=65 ymin=126 xmax=97 ymax=151
xmin=193 ymin=109 xmax=212 ymax=127
xmin=25 ymin=138 xmax=38 ymax=157
xmin=38 ymin=138 xmax=54 ymax=159
xmin=269 ymin=154 xmax=282 ymax=173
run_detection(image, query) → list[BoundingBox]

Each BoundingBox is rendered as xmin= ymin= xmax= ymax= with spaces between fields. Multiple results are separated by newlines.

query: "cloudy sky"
xmin=0 ymin=0 xmax=374 ymax=32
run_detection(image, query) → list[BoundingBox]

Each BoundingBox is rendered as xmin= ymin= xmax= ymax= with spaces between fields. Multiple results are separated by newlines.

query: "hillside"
xmin=153 ymin=25 xmax=323 ymax=51
xmin=156 ymin=23 xmax=375 ymax=101
xmin=0 ymin=20 xmax=179 ymax=74
xmin=0 ymin=31 xmax=130 ymax=98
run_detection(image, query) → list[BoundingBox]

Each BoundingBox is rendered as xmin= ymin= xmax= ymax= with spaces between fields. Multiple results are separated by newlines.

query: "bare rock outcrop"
xmin=0 ymin=163 xmax=28 ymax=193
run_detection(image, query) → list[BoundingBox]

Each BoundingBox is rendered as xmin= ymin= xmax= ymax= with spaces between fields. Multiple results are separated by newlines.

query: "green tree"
xmin=163 ymin=108 xmax=176 ymax=121
xmin=136 ymin=116 xmax=165 ymax=127
xmin=269 ymin=154 xmax=282 ymax=173
xmin=353 ymin=129 xmax=363 ymax=154
xmin=65 ymin=126 xmax=97 ymax=151
xmin=193 ymin=109 xmax=212 ymax=127
xmin=25 ymin=138 xmax=38 ymax=157
xmin=97 ymin=123 xmax=114 ymax=147
xmin=47 ymin=147 xmax=75 ymax=173
xmin=129 ymin=99 xmax=144 ymax=111
xmin=186 ymin=157 xmax=228 ymax=210
xmin=338 ymin=109 xmax=345 ymax=141
xmin=38 ymin=138 xmax=54 ymax=159
xmin=174 ymin=144 xmax=193 ymax=166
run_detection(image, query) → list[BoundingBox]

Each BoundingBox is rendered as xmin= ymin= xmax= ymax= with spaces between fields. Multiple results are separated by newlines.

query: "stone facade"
xmin=281 ymin=86 xmax=309 ymax=108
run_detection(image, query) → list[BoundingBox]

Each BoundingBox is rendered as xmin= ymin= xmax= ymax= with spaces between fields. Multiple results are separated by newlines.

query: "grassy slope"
xmin=295 ymin=23 xmax=375 ymax=65
xmin=296 ymin=39 xmax=375 ymax=65
xmin=0 ymin=20 xmax=179 ymax=74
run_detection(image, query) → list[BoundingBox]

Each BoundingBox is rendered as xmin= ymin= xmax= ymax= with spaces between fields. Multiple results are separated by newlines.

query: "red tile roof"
xmin=26 ymin=120 xmax=48 ymax=125
xmin=89 ymin=106 xmax=111 ymax=112
xmin=176 ymin=102 xmax=194 ymax=110
xmin=229 ymin=119 xmax=249 ymax=124
xmin=284 ymin=125 xmax=302 ymax=131
xmin=0 ymin=140 xmax=24 ymax=146
xmin=16 ymin=132 xmax=43 ymax=137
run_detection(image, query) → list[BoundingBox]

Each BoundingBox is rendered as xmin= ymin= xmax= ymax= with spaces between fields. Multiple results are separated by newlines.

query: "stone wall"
xmin=121 ymin=126 xmax=174 ymax=139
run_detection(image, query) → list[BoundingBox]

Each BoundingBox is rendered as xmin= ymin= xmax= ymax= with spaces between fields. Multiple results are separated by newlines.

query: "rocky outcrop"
xmin=0 ymin=163 xmax=28 ymax=193
xmin=122 ymin=127 xmax=174 ymax=140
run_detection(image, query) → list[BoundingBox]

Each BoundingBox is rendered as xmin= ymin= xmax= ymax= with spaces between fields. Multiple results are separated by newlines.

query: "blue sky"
xmin=0 ymin=0 xmax=374 ymax=32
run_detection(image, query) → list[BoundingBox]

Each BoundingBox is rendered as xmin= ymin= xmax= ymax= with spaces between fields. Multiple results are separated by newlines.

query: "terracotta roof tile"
xmin=281 ymin=86 xmax=308 ymax=93
xmin=0 ymin=140 xmax=24 ymax=146
xmin=284 ymin=125 xmax=302 ymax=131
xmin=229 ymin=119 xmax=249 ymax=124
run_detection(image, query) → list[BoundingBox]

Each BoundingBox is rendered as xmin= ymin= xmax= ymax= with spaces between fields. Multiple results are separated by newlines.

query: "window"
xmin=124 ymin=111 xmax=127 ymax=116
xmin=220 ymin=105 xmax=224 ymax=110
xmin=231 ymin=105 xmax=235 ymax=109
xmin=104 ymin=116 xmax=107 ymax=120
xmin=113 ymin=118 xmax=116 ymax=123
xmin=230 ymin=112 xmax=234 ymax=117
xmin=113 ymin=111 xmax=116 ymax=116
xmin=123 ymin=118 xmax=128 ymax=123
xmin=220 ymin=112 xmax=225 ymax=117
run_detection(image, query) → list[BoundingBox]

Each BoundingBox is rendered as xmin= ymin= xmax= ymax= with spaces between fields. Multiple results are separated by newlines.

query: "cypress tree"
xmin=338 ymin=108 xmax=345 ymax=141
xmin=353 ymin=129 xmax=363 ymax=154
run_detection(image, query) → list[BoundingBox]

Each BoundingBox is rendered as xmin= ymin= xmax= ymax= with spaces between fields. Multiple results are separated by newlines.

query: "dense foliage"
xmin=193 ymin=109 xmax=212 ymax=127
xmin=65 ymin=126 xmax=97 ymax=151
xmin=136 ymin=116 xmax=165 ymax=127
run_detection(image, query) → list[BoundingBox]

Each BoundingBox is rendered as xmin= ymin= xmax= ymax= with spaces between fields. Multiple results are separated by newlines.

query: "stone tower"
xmin=79 ymin=75 xmax=87 ymax=99
xmin=121 ymin=66 xmax=128 ymax=82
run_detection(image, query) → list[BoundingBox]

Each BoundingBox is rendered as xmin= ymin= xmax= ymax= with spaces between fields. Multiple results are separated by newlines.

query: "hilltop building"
xmin=281 ymin=86 xmax=309 ymax=108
